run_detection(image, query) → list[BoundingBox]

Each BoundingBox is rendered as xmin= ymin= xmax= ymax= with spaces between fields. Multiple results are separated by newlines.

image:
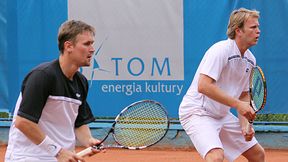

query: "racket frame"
xmin=77 ymin=100 xmax=169 ymax=157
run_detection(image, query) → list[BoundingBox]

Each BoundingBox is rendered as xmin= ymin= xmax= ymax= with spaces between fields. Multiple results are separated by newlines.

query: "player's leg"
xmin=205 ymin=148 xmax=224 ymax=162
xmin=241 ymin=143 xmax=265 ymax=162
xmin=180 ymin=114 xmax=224 ymax=161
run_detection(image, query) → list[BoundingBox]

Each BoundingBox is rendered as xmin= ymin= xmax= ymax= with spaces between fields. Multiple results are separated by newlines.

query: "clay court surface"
xmin=1 ymin=145 xmax=287 ymax=162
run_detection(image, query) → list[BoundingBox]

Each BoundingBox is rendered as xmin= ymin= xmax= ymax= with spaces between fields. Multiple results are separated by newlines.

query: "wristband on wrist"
xmin=38 ymin=136 xmax=62 ymax=157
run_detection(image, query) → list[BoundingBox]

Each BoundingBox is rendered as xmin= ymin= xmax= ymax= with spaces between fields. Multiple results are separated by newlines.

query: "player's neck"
xmin=59 ymin=54 xmax=79 ymax=80
xmin=235 ymin=39 xmax=248 ymax=57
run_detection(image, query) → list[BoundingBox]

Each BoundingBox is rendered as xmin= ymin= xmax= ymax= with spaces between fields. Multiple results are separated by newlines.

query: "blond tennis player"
xmin=179 ymin=8 xmax=265 ymax=162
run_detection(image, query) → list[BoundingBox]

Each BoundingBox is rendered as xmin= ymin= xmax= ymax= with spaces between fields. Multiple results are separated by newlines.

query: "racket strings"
xmin=113 ymin=101 xmax=168 ymax=148
xmin=251 ymin=68 xmax=266 ymax=110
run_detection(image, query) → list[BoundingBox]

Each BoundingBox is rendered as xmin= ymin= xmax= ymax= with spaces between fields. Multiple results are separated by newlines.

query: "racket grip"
xmin=246 ymin=122 xmax=252 ymax=133
xmin=77 ymin=147 xmax=93 ymax=157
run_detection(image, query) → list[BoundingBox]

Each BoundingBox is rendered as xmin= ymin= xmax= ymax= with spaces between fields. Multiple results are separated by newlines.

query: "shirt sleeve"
xmin=200 ymin=45 xmax=228 ymax=81
xmin=18 ymin=70 xmax=51 ymax=123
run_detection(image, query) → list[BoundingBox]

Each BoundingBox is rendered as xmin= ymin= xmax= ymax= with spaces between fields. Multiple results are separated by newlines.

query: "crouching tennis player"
xmin=179 ymin=8 xmax=265 ymax=162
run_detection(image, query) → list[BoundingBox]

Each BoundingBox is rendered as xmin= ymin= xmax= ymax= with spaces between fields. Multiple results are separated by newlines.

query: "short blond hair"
xmin=58 ymin=20 xmax=95 ymax=53
xmin=227 ymin=8 xmax=259 ymax=39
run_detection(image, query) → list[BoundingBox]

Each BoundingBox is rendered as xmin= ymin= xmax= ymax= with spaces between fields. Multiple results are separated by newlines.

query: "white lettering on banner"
xmin=101 ymin=82 xmax=183 ymax=96
xmin=69 ymin=0 xmax=183 ymax=81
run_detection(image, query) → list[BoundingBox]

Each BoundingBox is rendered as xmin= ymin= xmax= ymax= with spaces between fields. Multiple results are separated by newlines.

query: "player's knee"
xmin=205 ymin=149 xmax=224 ymax=162
xmin=255 ymin=147 xmax=265 ymax=161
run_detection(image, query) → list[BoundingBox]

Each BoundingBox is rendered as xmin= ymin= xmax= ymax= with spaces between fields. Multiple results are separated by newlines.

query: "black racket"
xmin=246 ymin=66 xmax=267 ymax=138
xmin=77 ymin=100 xmax=169 ymax=157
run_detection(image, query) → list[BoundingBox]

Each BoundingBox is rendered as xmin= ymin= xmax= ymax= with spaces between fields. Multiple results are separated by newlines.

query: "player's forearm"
xmin=198 ymin=74 xmax=240 ymax=108
xmin=15 ymin=115 xmax=46 ymax=145
xmin=75 ymin=124 xmax=93 ymax=147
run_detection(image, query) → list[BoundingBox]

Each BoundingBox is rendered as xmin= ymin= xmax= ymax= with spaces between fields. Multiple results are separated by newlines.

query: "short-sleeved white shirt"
xmin=179 ymin=39 xmax=256 ymax=118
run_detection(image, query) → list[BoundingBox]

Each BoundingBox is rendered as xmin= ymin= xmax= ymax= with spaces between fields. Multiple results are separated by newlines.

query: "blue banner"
xmin=1 ymin=0 xmax=288 ymax=117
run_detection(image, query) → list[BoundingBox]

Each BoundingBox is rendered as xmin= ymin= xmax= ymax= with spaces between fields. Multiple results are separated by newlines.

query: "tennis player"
xmin=5 ymin=20 xmax=101 ymax=162
xmin=179 ymin=8 xmax=265 ymax=162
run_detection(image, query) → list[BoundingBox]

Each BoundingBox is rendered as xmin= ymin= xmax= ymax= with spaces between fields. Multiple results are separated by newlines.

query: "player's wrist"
xmin=38 ymin=135 xmax=62 ymax=157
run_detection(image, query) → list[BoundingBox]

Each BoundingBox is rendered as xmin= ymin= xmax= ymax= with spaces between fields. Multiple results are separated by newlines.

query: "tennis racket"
xmin=77 ymin=100 xmax=169 ymax=157
xmin=246 ymin=65 xmax=267 ymax=140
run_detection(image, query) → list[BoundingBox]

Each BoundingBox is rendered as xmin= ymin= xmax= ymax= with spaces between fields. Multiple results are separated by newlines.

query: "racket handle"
xmin=77 ymin=147 xmax=93 ymax=157
xmin=245 ymin=122 xmax=253 ymax=141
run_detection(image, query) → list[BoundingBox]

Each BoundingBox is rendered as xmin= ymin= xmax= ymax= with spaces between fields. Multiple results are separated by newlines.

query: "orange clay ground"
xmin=1 ymin=145 xmax=288 ymax=162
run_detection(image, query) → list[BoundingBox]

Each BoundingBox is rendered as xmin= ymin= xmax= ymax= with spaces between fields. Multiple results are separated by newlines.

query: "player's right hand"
xmin=236 ymin=101 xmax=256 ymax=121
xmin=56 ymin=148 xmax=85 ymax=162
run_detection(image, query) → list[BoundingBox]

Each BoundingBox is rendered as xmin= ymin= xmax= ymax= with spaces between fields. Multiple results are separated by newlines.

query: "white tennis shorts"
xmin=180 ymin=112 xmax=258 ymax=162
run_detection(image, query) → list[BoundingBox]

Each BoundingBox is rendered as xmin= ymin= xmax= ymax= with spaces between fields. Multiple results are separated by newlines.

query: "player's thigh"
xmin=181 ymin=115 xmax=223 ymax=158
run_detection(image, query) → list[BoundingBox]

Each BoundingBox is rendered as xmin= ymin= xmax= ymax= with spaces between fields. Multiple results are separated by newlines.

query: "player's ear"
xmin=64 ymin=41 xmax=73 ymax=53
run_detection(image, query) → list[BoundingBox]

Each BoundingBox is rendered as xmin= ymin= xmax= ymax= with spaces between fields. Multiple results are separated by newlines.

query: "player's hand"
xmin=87 ymin=138 xmax=105 ymax=156
xmin=236 ymin=101 xmax=256 ymax=121
xmin=56 ymin=148 xmax=85 ymax=162
xmin=242 ymin=124 xmax=255 ymax=141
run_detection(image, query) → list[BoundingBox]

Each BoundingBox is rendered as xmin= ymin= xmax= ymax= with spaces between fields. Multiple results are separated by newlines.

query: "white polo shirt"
xmin=179 ymin=39 xmax=256 ymax=119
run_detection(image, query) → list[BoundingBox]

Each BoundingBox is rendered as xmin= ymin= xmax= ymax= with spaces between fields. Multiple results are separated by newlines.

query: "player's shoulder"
xmin=27 ymin=59 xmax=59 ymax=79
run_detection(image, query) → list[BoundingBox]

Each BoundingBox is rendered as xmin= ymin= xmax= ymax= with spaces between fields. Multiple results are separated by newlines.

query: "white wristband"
xmin=38 ymin=136 xmax=62 ymax=157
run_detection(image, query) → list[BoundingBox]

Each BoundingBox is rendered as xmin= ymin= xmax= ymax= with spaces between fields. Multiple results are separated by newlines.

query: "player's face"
xmin=240 ymin=17 xmax=260 ymax=47
xmin=71 ymin=31 xmax=95 ymax=67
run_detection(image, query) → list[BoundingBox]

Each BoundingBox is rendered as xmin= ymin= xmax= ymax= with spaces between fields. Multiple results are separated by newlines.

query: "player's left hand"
xmin=242 ymin=126 xmax=255 ymax=141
